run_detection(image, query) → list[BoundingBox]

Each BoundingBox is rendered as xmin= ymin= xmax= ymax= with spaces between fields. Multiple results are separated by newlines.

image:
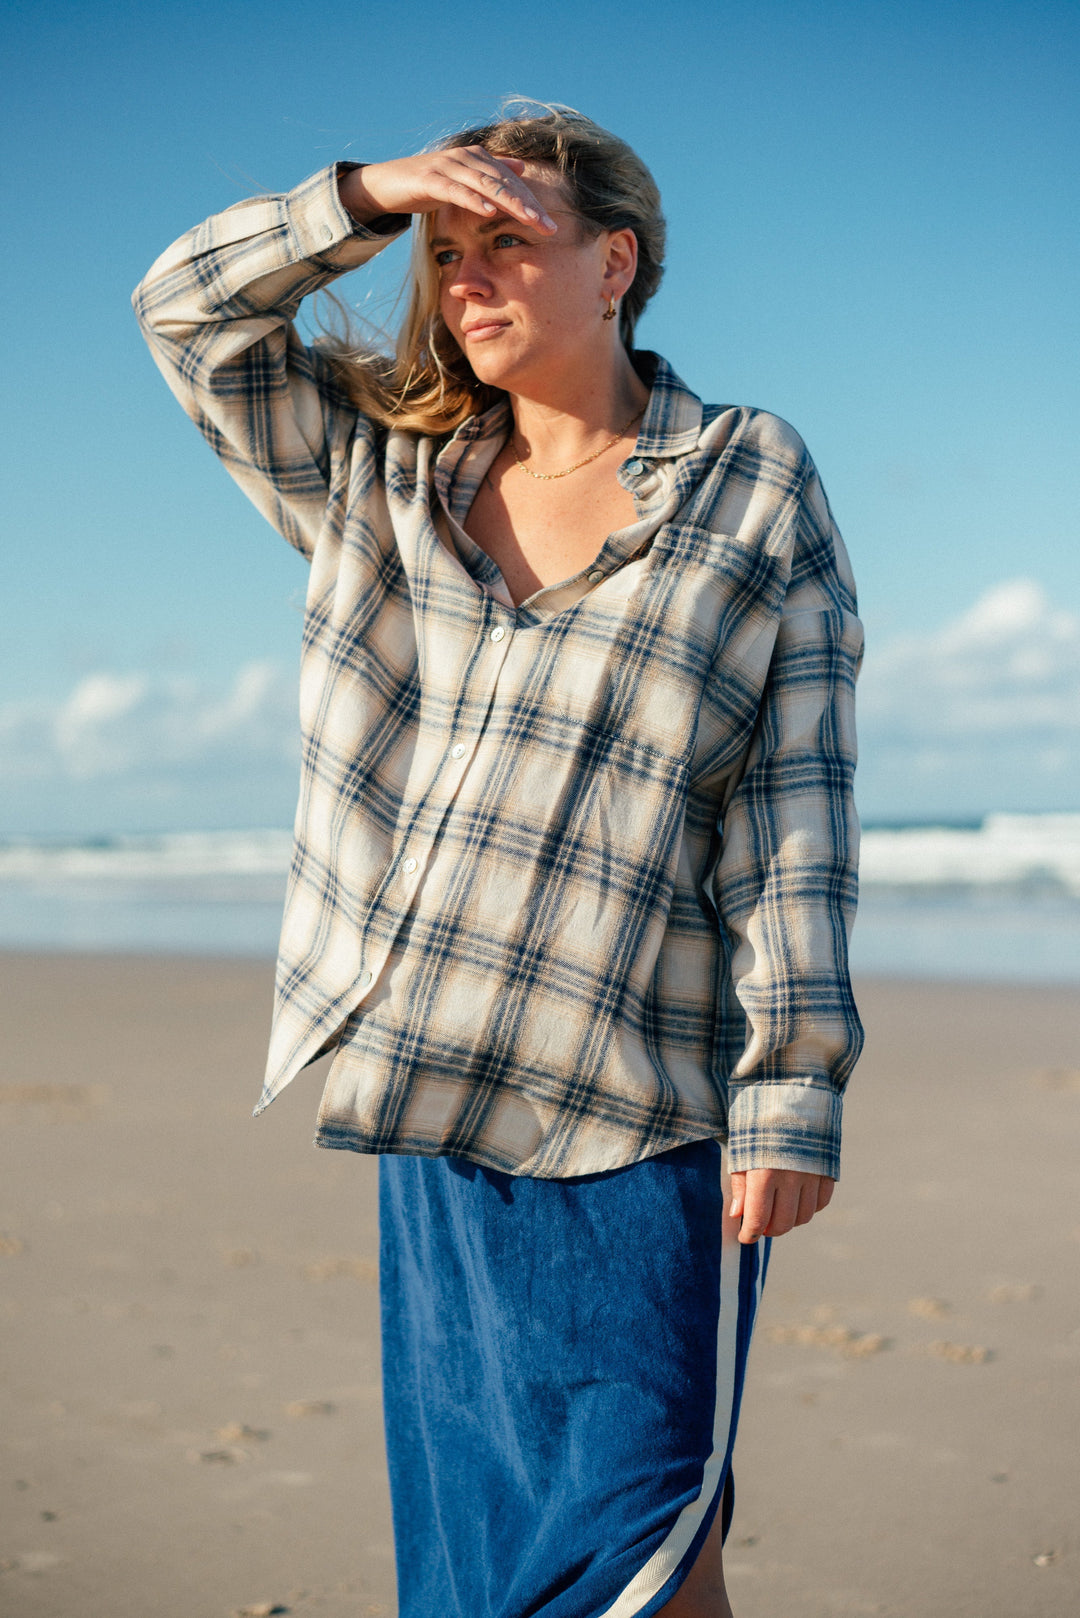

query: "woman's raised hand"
xmin=338 ymin=148 xmax=558 ymax=233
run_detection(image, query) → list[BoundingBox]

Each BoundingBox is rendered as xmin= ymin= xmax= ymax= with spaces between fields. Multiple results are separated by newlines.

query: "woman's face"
xmin=429 ymin=161 xmax=628 ymax=396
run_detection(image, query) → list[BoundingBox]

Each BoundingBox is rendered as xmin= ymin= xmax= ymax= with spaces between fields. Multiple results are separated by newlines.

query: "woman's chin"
xmin=466 ymin=351 xmax=565 ymax=399
xmin=464 ymin=351 xmax=524 ymax=392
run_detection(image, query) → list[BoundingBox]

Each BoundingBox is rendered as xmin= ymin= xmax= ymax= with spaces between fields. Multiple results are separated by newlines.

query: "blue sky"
xmin=2 ymin=0 xmax=1078 ymax=835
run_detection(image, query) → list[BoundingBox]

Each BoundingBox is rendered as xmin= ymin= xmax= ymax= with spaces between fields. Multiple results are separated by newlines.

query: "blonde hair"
xmin=323 ymin=102 xmax=666 ymax=436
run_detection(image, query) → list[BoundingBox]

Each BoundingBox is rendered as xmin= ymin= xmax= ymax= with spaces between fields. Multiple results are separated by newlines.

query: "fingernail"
xmin=482 ymin=200 xmax=496 ymax=213
xmin=524 ymin=206 xmax=541 ymax=221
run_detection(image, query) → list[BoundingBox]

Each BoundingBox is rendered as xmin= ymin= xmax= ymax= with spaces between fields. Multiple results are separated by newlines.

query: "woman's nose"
xmin=446 ymin=251 xmax=494 ymax=301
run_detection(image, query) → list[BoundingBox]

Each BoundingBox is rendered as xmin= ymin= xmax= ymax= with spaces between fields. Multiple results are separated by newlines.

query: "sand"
xmin=1 ymin=953 xmax=1078 ymax=1618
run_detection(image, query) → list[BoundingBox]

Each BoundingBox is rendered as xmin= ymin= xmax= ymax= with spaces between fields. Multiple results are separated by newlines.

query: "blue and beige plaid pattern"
xmin=134 ymin=164 xmax=864 ymax=1179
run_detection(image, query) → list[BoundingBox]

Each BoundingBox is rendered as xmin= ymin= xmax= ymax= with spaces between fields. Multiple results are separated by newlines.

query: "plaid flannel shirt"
xmin=133 ymin=163 xmax=864 ymax=1180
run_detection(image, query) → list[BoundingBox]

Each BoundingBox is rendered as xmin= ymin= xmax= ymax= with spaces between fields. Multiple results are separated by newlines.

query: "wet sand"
xmin=1 ymin=954 xmax=1078 ymax=1617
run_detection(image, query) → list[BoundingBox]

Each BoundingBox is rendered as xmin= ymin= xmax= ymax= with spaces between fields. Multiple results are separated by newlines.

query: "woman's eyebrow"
xmin=430 ymin=212 xmax=531 ymax=249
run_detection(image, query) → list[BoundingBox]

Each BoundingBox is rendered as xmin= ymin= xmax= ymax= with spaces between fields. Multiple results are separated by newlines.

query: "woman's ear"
xmin=602 ymin=227 xmax=639 ymax=302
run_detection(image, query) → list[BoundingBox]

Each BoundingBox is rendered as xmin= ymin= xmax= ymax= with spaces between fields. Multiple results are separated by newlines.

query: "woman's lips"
xmin=462 ymin=321 xmax=510 ymax=342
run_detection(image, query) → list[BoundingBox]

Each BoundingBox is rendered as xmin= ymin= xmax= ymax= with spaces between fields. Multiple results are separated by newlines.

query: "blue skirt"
xmin=378 ymin=1139 xmax=768 ymax=1618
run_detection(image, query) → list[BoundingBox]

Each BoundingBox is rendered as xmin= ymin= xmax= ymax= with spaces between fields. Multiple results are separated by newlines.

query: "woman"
xmin=134 ymin=103 xmax=864 ymax=1618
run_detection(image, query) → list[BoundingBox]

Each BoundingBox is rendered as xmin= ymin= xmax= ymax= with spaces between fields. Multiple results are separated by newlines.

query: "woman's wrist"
xmin=336 ymin=163 xmax=410 ymax=232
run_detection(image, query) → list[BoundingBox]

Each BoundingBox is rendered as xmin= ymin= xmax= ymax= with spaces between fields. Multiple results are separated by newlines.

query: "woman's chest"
xmin=337 ymin=443 xmax=790 ymax=788
xmin=462 ymin=465 xmax=640 ymax=605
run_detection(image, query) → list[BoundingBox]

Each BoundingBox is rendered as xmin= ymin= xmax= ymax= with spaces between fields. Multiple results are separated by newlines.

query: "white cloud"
xmin=1 ymin=661 xmax=296 ymax=783
xmin=860 ymin=578 xmax=1080 ymax=740
xmin=857 ymin=578 xmax=1080 ymax=816
xmin=62 ymin=672 xmax=147 ymax=726
xmin=0 ymin=662 xmax=301 ymax=834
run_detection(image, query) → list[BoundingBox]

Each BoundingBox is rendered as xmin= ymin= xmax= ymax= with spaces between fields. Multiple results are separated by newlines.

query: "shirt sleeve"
xmin=131 ymin=163 xmax=410 ymax=560
xmin=711 ymin=457 xmax=865 ymax=1180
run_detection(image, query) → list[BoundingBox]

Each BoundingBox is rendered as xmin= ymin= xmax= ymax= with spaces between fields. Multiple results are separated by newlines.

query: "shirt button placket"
xmin=372 ymin=608 xmax=513 ymax=995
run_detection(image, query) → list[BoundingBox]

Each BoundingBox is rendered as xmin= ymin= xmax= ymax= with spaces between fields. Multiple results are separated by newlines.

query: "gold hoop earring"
xmin=602 ymin=294 xmax=618 ymax=322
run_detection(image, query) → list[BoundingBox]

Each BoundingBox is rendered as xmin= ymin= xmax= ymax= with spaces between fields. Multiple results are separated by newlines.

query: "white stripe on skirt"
xmin=599 ymin=1156 xmax=764 ymax=1617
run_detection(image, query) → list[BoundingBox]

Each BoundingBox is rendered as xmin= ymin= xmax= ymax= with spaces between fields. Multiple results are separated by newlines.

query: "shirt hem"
xmin=311 ymin=1120 xmax=729 ymax=1181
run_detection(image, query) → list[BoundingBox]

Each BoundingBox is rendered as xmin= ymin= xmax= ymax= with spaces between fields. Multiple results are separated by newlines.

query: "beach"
xmin=1 ymin=953 xmax=1078 ymax=1618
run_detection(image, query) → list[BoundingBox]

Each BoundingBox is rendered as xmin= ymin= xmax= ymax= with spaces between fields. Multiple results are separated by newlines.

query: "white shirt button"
xmin=360 ymin=969 xmax=373 ymax=988
xmin=322 ymin=223 xmax=334 ymax=242
xmin=626 ymin=458 xmax=645 ymax=476
xmin=402 ymin=856 xmax=418 ymax=874
xmin=490 ymin=625 xmax=506 ymax=642
xmin=587 ymin=570 xmax=604 ymax=584
xmin=451 ymin=743 xmax=466 ymax=758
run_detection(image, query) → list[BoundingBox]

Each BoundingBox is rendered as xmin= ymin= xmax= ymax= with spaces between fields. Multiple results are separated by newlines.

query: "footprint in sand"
xmin=924 ymin=1340 xmax=993 ymax=1365
xmin=213 ymin=1422 xmax=270 ymax=1444
xmin=1031 ymin=1067 xmax=1080 ymax=1092
xmin=303 ymin=1256 xmax=378 ymax=1283
xmin=0 ymin=1233 xmax=24 ymax=1255
xmin=764 ymin=1323 xmax=891 ymax=1358
xmin=188 ymin=1423 xmax=270 ymax=1464
xmin=0 ymin=1082 xmax=106 ymax=1117
xmin=988 ymin=1282 xmax=1042 ymax=1303
xmin=8 ymin=1553 xmax=63 ymax=1573
xmin=285 ymin=1400 xmax=337 ymax=1419
xmin=908 ymin=1297 xmax=950 ymax=1319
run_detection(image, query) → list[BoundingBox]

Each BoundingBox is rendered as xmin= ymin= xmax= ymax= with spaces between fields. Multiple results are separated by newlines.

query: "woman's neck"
xmin=506 ymin=348 xmax=650 ymax=466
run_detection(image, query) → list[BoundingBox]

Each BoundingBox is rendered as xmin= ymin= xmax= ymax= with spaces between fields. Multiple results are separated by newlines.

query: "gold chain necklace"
xmin=512 ymin=408 xmax=644 ymax=481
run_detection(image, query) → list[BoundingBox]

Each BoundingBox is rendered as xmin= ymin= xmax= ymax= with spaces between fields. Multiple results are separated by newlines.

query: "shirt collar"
xmin=630 ymin=352 xmax=704 ymax=459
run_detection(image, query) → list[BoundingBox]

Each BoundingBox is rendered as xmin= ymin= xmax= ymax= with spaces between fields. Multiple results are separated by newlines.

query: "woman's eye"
xmin=432 ymin=233 xmax=522 ymax=267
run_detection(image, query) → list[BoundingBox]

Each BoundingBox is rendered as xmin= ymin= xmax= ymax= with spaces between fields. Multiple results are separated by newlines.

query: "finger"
xmin=762 ymin=1178 xmax=801 ymax=1237
xmin=793 ymin=1179 xmax=819 ymax=1226
xmin=738 ymin=1180 xmax=774 ymax=1245
xmin=816 ymin=1176 xmax=836 ymax=1213
xmin=727 ymin=1171 xmax=746 ymax=1220
xmin=445 ymin=150 xmax=557 ymax=231
xmin=460 ymin=147 xmax=544 ymax=212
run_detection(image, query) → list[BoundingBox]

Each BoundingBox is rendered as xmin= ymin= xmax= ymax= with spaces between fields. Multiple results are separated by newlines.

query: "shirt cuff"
xmin=335 ymin=161 xmax=413 ymax=236
xmin=283 ymin=162 xmax=410 ymax=267
xmin=726 ymin=1079 xmax=843 ymax=1180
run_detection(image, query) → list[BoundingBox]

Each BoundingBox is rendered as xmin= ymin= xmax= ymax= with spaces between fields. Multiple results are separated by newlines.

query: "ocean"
xmin=2 ymin=814 xmax=1079 ymax=982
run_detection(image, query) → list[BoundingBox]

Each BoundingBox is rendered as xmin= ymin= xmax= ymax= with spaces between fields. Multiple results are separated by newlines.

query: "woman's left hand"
xmin=728 ymin=1168 xmax=835 ymax=1244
